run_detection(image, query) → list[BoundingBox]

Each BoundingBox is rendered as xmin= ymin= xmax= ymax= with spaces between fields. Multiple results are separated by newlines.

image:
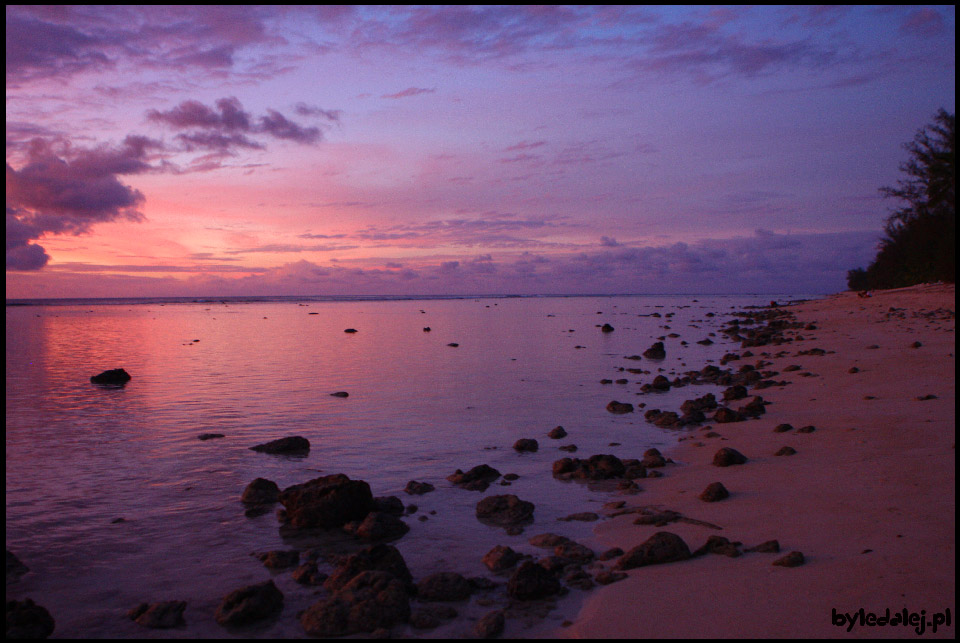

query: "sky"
xmin=5 ymin=5 xmax=956 ymax=298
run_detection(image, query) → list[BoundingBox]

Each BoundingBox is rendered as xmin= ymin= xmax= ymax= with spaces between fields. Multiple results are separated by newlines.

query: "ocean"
xmin=5 ymin=293 xmax=800 ymax=638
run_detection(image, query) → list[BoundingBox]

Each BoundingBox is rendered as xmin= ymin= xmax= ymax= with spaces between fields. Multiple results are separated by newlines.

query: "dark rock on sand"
xmin=553 ymin=454 xmax=626 ymax=480
xmin=722 ymin=385 xmax=748 ymax=401
xmin=745 ymin=540 xmax=780 ymax=553
xmin=606 ymin=400 xmax=634 ymax=414
xmin=6 ymin=598 xmax=55 ymax=639
xmin=773 ymin=423 xmax=794 ymax=433
xmin=249 ymin=436 xmax=310 ymax=455
xmin=404 ymin=480 xmax=435 ymax=495
xmin=278 ymin=474 xmax=374 ymax=529
xmin=712 ymin=447 xmax=747 ymax=467
xmin=215 ymin=580 xmax=283 ymax=627
xmin=554 ymin=540 xmax=595 ymax=563
xmin=615 ymin=532 xmax=691 ymax=570
xmin=643 ymin=342 xmax=666 ymax=359
xmin=301 ymin=570 xmax=410 ymax=637
xmin=713 ymin=406 xmax=746 ymax=423
xmin=416 ymin=572 xmax=473 ymax=602
xmin=476 ymin=495 xmax=534 ymax=527
xmin=691 ymin=535 xmax=741 ymax=558
xmin=529 ymin=533 xmax=571 ymax=549
xmin=774 ymin=446 xmax=797 ymax=456
xmin=90 ymin=368 xmax=132 ymax=385
xmin=641 ymin=448 xmax=666 ymax=468
xmin=344 ymin=328 xmax=358 ymax=333
xmin=241 ymin=478 xmax=280 ymax=505
xmin=128 ymin=601 xmax=187 ymax=628
xmin=699 ymin=482 xmax=730 ymax=502
xmin=796 ymin=425 xmax=816 ymax=433
xmin=507 ymin=561 xmax=562 ymax=600
xmin=513 ymin=438 xmax=539 ymax=452
xmin=473 ymin=610 xmax=505 ymax=638
xmin=595 ymin=571 xmax=628 ymax=585
xmin=447 ymin=464 xmax=501 ymax=491
xmin=650 ymin=375 xmax=671 ymax=391
xmin=483 ymin=545 xmax=523 ymax=572
xmin=547 ymin=426 xmax=567 ymax=439
xmin=324 ymin=544 xmax=415 ymax=593
xmin=773 ymin=551 xmax=805 ymax=567
xmin=601 ymin=323 xmax=615 ymax=333
xmin=559 ymin=511 xmax=600 ymax=522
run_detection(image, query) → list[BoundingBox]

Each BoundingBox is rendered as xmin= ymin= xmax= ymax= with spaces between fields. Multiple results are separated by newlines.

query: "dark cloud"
xmin=294 ymin=103 xmax=342 ymax=122
xmin=381 ymin=87 xmax=436 ymax=99
xmin=258 ymin=110 xmax=321 ymax=144
xmin=5 ymin=14 xmax=114 ymax=82
xmin=6 ymin=137 xmax=152 ymax=270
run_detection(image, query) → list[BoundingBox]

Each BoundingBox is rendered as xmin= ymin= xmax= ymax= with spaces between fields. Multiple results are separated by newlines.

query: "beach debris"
xmin=6 ymin=598 xmax=55 ymax=639
xmin=128 ymin=600 xmax=186 ymax=629
xmin=506 ymin=561 xmax=562 ymax=600
xmin=215 ymin=580 xmax=284 ymax=627
xmin=712 ymin=447 xmax=748 ymax=467
xmin=404 ymin=480 xmax=435 ymax=495
xmin=744 ymin=540 xmax=780 ymax=553
xmin=606 ymin=400 xmax=634 ymax=414
xmin=255 ymin=550 xmax=299 ymax=570
xmin=614 ymin=531 xmax=691 ymax=570
xmin=249 ymin=436 xmax=310 ymax=455
xmin=547 ymin=426 xmax=567 ymax=439
xmin=691 ymin=535 xmax=742 ymax=558
xmin=513 ymin=438 xmax=539 ymax=452
xmin=772 ymin=551 xmax=805 ymax=567
xmin=278 ymin=473 xmax=374 ymax=529
xmin=240 ymin=478 xmax=279 ymax=505
xmin=416 ymin=572 xmax=473 ymax=602
xmin=699 ymin=482 xmax=730 ymax=502
xmin=473 ymin=610 xmax=505 ymax=638
xmin=447 ymin=464 xmax=501 ymax=491
xmin=483 ymin=545 xmax=523 ymax=572
xmin=301 ymin=570 xmax=410 ymax=637
xmin=475 ymin=494 xmax=535 ymax=528
xmin=90 ymin=368 xmax=131 ymax=385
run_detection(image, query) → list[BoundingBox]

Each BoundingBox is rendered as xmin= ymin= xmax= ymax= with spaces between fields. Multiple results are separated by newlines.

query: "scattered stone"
xmin=547 ymin=426 xmax=567 ymax=439
xmin=416 ymin=572 xmax=473 ymax=602
xmin=915 ymin=394 xmax=938 ymax=401
xmin=409 ymin=604 xmax=457 ymax=630
xmin=559 ymin=511 xmax=599 ymax=522
xmin=691 ymin=535 xmax=741 ymax=558
xmin=483 ymin=545 xmax=522 ymax=572
xmin=473 ymin=610 xmax=505 ymax=638
xmin=128 ymin=601 xmax=186 ymax=628
xmin=330 ymin=391 xmax=349 ymax=397
xmin=643 ymin=342 xmax=666 ymax=359
xmin=344 ymin=328 xmax=358 ymax=333
xmin=529 ymin=533 xmax=571 ymax=548
xmin=554 ymin=541 xmax=595 ymax=563
xmin=249 ymin=436 xmax=310 ymax=455
xmin=292 ymin=562 xmax=327 ymax=586
xmin=774 ymin=446 xmax=797 ymax=456
xmin=344 ymin=511 xmax=410 ymax=542
xmin=256 ymin=550 xmax=300 ymax=570
xmin=910 ymin=341 xmax=922 ymax=348
xmin=848 ymin=367 xmax=859 ymax=374
xmin=90 ymin=368 xmax=132 ymax=385
xmin=506 ymin=561 xmax=562 ymax=600
xmin=241 ymin=478 xmax=280 ymax=505
xmin=594 ymin=571 xmax=627 ymax=585
xmin=601 ymin=323 xmax=615 ymax=333
xmin=796 ymin=425 xmax=816 ymax=433
xmin=558 ymin=444 xmax=578 ymax=452
xmin=513 ymin=438 xmax=539 ymax=452
xmin=448 ymin=464 xmax=501 ymax=491
xmin=712 ymin=447 xmax=747 ymax=467
xmin=404 ymin=480 xmax=435 ymax=495
xmin=606 ymin=400 xmax=634 ymax=414
xmin=301 ymin=571 xmax=410 ymax=637
xmin=745 ymin=540 xmax=781 ymax=553
xmin=447 ymin=343 xmax=460 ymax=347
xmin=6 ymin=550 xmax=29 ymax=583
xmin=278 ymin=473 xmax=374 ymax=529
xmin=215 ymin=580 xmax=283 ymax=627
xmin=713 ymin=407 xmax=746 ymax=423
xmin=553 ymin=454 xmax=626 ymax=480
xmin=699 ymin=482 xmax=730 ymax=502
xmin=6 ymin=598 xmax=55 ymax=639
xmin=598 ymin=547 xmax=624 ymax=561
xmin=773 ymin=423 xmax=794 ymax=433
xmin=197 ymin=433 xmax=225 ymax=440
xmin=773 ymin=551 xmax=805 ymax=567
xmin=615 ymin=532 xmax=691 ymax=569
xmin=476 ymin=495 xmax=535 ymax=527
xmin=324 ymin=544 xmax=414 ymax=593
xmin=640 ymin=448 xmax=666 ymax=468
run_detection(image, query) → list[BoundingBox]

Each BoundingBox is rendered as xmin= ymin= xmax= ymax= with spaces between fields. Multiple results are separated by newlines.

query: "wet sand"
xmin=542 ymin=283 xmax=955 ymax=638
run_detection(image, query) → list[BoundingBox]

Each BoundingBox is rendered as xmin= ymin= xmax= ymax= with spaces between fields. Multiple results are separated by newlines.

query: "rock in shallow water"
xmin=215 ymin=580 xmax=283 ymax=627
xmin=278 ymin=473 xmax=374 ymax=529
xmin=90 ymin=368 xmax=132 ymax=385
xmin=249 ymin=436 xmax=310 ymax=455
xmin=128 ymin=600 xmax=186 ymax=628
xmin=476 ymin=494 xmax=534 ymax=527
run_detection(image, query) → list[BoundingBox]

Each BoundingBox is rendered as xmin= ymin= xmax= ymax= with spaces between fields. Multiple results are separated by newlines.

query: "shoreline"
xmin=538 ymin=283 xmax=955 ymax=638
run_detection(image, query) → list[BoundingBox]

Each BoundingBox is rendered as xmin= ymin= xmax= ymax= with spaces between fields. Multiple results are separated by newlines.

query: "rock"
xmin=699 ymin=482 xmax=729 ymax=502
xmin=215 ymin=580 xmax=283 ymax=627
xmin=606 ymin=400 xmax=634 ymax=414
xmin=416 ymin=572 xmax=473 ymax=602
xmin=506 ymin=561 xmax=562 ymax=600
xmin=796 ymin=425 xmax=816 ymax=433
xmin=256 ymin=550 xmax=300 ymax=570
xmin=447 ymin=343 xmax=459 ymax=347
xmin=513 ymin=438 xmax=539 ymax=452
xmin=744 ymin=540 xmax=780 ymax=553
xmin=643 ymin=342 xmax=666 ymax=359
xmin=128 ymin=601 xmax=186 ymax=628
xmin=712 ymin=447 xmax=747 ymax=467
xmin=249 ymin=436 xmax=310 ymax=455
xmin=409 ymin=604 xmax=457 ymax=629
xmin=559 ymin=511 xmax=599 ymax=522
xmin=292 ymin=562 xmax=327 ymax=586
xmin=241 ymin=478 xmax=280 ymax=505
xmin=598 ymin=547 xmax=624 ymax=561
xmin=197 ymin=433 xmax=225 ymax=440
xmin=301 ymin=571 xmax=410 ymax=637
xmin=6 ymin=598 xmax=55 ymax=639
xmin=614 ymin=532 xmax=691 ymax=570
xmin=324 ymin=544 xmax=414 ymax=593
xmin=640 ymin=449 xmax=666 ymax=468
xmin=473 ymin=610 xmax=505 ymax=638
xmin=774 ymin=446 xmax=797 ymax=456
xmin=691 ymin=535 xmax=741 ymax=558
xmin=6 ymin=550 xmax=28 ymax=583
xmin=722 ymin=385 xmax=748 ymax=401
xmin=373 ymin=496 xmax=405 ymax=515
xmin=558 ymin=444 xmax=578 ymax=452
xmin=552 ymin=454 xmax=626 ymax=480
xmin=563 ymin=567 xmax=595 ymax=590
xmin=773 ymin=423 xmax=794 ymax=433
xmin=713 ymin=406 xmax=746 ymax=423
xmin=547 ymin=426 xmax=567 ymax=439
xmin=554 ymin=541 xmax=594 ymax=563
xmin=278 ymin=474 xmax=374 ymax=529
xmin=594 ymin=570 xmax=627 ymax=585
xmin=482 ymin=545 xmax=522 ymax=572
xmin=773 ymin=551 xmax=805 ymax=567
xmin=330 ymin=391 xmax=349 ymax=397
xmin=650 ymin=375 xmax=671 ymax=391
xmin=344 ymin=328 xmax=358 ymax=333
xmin=447 ymin=464 xmax=501 ymax=491
xmin=90 ymin=368 xmax=132 ymax=385
xmin=404 ymin=480 xmax=435 ymax=495
xmin=345 ymin=512 xmax=409 ymax=542
xmin=529 ymin=533 xmax=571 ymax=548
xmin=476 ymin=495 xmax=534 ymax=527
xmin=601 ymin=323 xmax=615 ymax=332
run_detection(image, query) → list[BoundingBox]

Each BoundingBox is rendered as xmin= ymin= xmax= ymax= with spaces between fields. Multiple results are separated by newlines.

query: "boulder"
xmin=324 ymin=544 xmax=414 ymax=593
xmin=473 ymin=610 xmax=505 ymax=638
xmin=745 ymin=540 xmax=780 ymax=553
xmin=249 ymin=436 xmax=310 ymax=455
xmin=256 ymin=550 xmax=300 ymax=570
xmin=614 ymin=532 xmax=691 ymax=570
xmin=605 ymin=400 xmax=634 ymax=414
xmin=553 ymin=454 xmax=627 ymax=481
xmin=506 ymin=561 xmax=561 ymax=600
xmin=482 ymin=545 xmax=522 ymax=572
xmin=447 ymin=464 xmax=501 ymax=491
xmin=513 ymin=438 xmax=539 ymax=452
xmin=128 ymin=601 xmax=186 ymax=628
xmin=404 ymin=480 xmax=435 ymax=495
xmin=643 ymin=342 xmax=666 ymax=359
xmin=241 ymin=478 xmax=280 ymax=505
xmin=691 ymin=535 xmax=741 ymax=558
xmin=301 ymin=570 xmax=409 ymax=637
xmin=344 ymin=512 xmax=409 ymax=542
xmin=713 ymin=407 xmax=746 ymax=423
xmin=601 ymin=323 xmax=615 ymax=333
xmin=699 ymin=482 xmax=729 ymax=502
xmin=476 ymin=495 xmax=534 ymax=527
xmin=215 ymin=580 xmax=283 ymax=627
xmin=278 ymin=474 xmax=374 ymax=529
xmin=773 ymin=551 xmax=805 ymax=567
xmin=547 ymin=426 xmax=567 ymax=439
xmin=90 ymin=368 xmax=131 ymax=385
xmin=6 ymin=598 xmax=55 ymax=639
xmin=712 ymin=447 xmax=747 ymax=467
xmin=416 ymin=572 xmax=473 ymax=602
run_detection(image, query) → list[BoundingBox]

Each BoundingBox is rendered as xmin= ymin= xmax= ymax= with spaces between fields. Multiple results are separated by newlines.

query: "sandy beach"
xmin=546 ymin=283 xmax=955 ymax=639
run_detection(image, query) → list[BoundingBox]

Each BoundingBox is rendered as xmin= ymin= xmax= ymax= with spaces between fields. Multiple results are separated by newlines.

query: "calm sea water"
xmin=6 ymin=294 xmax=794 ymax=638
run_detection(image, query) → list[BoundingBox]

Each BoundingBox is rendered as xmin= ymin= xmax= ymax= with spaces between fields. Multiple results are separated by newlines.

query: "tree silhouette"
xmin=848 ymin=109 xmax=955 ymax=290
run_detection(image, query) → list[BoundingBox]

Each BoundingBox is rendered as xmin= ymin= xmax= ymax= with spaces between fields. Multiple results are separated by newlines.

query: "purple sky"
xmin=5 ymin=5 xmax=956 ymax=298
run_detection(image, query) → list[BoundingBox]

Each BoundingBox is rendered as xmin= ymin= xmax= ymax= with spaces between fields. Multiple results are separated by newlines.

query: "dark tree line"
xmin=848 ymin=109 xmax=955 ymax=290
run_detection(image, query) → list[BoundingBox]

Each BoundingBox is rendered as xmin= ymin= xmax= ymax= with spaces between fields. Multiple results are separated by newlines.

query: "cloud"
xmin=6 ymin=137 xmax=154 ymax=270
xmin=381 ymin=87 xmax=436 ymax=99
xmin=294 ymin=103 xmax=342 ymax=122
xmin=899 ymin=8 xmax=947 ymax=38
